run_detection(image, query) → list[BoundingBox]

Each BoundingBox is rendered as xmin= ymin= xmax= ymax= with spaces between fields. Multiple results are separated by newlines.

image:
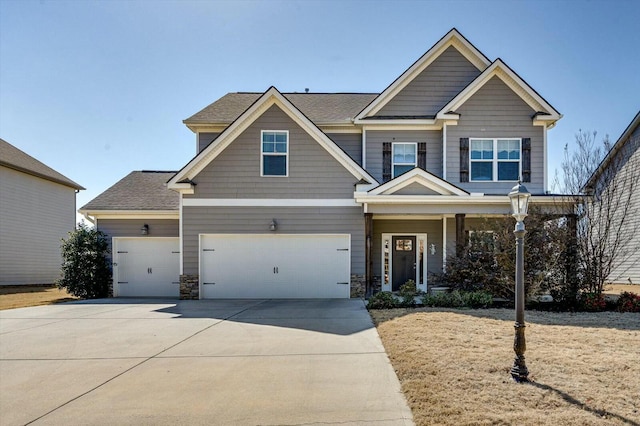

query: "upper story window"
xmin=470 ymin=138 xmax=520 ymax=181
xmin=261 ymin=131 xmax=288 ymax=177
xmin=392 ymin=143 xmax=417 ymax=178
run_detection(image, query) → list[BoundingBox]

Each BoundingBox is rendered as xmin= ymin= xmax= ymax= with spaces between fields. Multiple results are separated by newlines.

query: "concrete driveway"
xmin=0 ymin=299 xmax=413 ymax=425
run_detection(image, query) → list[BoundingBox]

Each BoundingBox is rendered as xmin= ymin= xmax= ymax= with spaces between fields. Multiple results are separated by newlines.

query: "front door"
xmin=392 ymin=236 xmax=416 ymax=291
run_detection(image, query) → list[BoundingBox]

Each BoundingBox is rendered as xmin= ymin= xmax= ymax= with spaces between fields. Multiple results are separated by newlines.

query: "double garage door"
xmin=112 ymin=238 xmax=180 ymax=298
xmin=200 ymin=234 xmax=351 ymax=299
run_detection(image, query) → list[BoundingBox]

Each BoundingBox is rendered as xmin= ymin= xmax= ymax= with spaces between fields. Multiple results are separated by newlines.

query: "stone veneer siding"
xmin=350 ymin=274 xmax=365 ymax=298
xmin=180 ymin=274 xmax=199 ymax=300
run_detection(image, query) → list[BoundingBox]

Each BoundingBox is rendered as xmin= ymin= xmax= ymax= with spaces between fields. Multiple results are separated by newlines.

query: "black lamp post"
xmin=508 ymin=182 xmax=531 ymax=383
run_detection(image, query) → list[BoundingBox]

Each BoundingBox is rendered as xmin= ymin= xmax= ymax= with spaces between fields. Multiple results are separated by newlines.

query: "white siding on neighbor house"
xmin=0 ymin=166 xmax=76 ymax=285
xmin=365 ymin=130 xmax=442 ymax=183
xmin=185 ymin=105 xmax=359 ymax=199
xmin=377 ymin=46 xmax=482 ymax=117
xmin=181 ymin=206 xmax=365 ymax=276
xmin=446 ymin=76 xmax=545 ymax=195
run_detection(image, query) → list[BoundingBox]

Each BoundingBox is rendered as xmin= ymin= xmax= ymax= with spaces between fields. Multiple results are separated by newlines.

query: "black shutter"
xmin=418 ymin=143 xmax=427 ymax=170
xmin=382 ymin=142 xmax=392 ymax=182
xmin=460 ymin=138 xmax=469 ymax=182
xmin=522 ymin=138 xmax=531 ymax=182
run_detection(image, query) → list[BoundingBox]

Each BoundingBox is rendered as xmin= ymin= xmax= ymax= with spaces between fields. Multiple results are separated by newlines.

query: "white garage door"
xmin=113 ymin=238 xmax=180 ymax=297
xmin=200 ymin=234 xmax=351 ymax=299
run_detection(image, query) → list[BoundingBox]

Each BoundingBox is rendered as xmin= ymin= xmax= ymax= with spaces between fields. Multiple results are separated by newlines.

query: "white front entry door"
xmin=113 ymin=238 xmax=180 ymax=297
xmin=200 ymin=234 xmax=351 ymax=299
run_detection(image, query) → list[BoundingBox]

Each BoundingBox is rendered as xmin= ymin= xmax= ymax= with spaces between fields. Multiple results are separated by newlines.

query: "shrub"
xmin=57 ymin=224 xmax=111 ymax=299
xmin=422 ymin=290 xmax=493 ymax=309
xmin=617 ymin=291 xmax=640 ymax=313
xmin=367 ymin=291 xmax=399 ymax=310
xmin=398 ymin=280 xmax=419 ymax=307
xmin=579 ymin=292 xmax=606 ymax=312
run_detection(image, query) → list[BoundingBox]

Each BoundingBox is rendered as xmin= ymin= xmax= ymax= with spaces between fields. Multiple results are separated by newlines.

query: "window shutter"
xmin=522 ymin=138 xmax=531 ymax=182
xmin=460 ymin=138 xmax=469 ymax=182
xmin=382 ymin=142 xmax=392 ymax=182
xmin=418 ymin=143 xmax=426 ymax=170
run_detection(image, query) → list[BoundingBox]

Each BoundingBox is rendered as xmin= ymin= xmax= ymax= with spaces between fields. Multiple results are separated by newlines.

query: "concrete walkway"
xmin=0 ymin=299 xmax=413 ymax=425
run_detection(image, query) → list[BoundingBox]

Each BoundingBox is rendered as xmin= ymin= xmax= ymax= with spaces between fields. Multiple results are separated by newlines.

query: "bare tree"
xmin=554 ymin=129 xmax=640 ymax=295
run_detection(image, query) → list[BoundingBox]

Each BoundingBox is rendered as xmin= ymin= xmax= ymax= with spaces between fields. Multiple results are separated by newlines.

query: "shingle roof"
xmin=80 ymin=171 xmax=178 ymax=211
xmin=0 ymin=138 xmax=84 ymax=190
xmin=184 ymin=93 xmax=379 ymax=125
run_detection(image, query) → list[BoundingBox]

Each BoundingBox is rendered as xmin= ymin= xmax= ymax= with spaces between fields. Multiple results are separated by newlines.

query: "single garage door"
xmin=113 ymin=237 xmax=180 ymax=297
xmin=200 ymin=234 xmax=351 ymax=299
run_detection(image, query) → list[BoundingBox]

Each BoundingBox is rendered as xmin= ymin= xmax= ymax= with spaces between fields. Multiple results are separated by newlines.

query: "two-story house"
xmin=80 ymin=29 xmax=561 ymax=299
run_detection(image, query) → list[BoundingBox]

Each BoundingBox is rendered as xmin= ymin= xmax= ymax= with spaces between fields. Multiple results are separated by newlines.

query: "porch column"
xmin=365 ymin=213 xmax=373 ymax=297
xmin=455 ymin=213 xmax=466 ymax=257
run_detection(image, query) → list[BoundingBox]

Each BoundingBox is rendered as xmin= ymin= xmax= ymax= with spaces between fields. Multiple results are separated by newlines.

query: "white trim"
xmin=436 ymin=59 xmax=561 ymax=122
xmin=355 ymin=193 xmax=569 ymax=205
xmin=381 ymin=233 xmax=428 ymax=293
xmin=373 ymin=214 xmax=446 ymax=220
xmin=469 ymin=138 xmax=521 ymax=183
xmin=356 ymin=29 xmax=490 ymax=120
xmin=442 ymin=123 xmax=447 ymax=180
xmin=78 ymin=210 xmax=179 ymax=220
xmin=442 ymin=217 xmax=447 ymax=271
xmin=169 ymin=87 xmax=377 ymax=189
xmin=543 ymin=123 xmax=548 ymax=192
xmin=182 ymin=198 xmax=358 ymax=207
xmin=260 ymin=130 xmax=289 ymax=177
xmin=367 ymin=168 xmax=469 ymax=197
xmin=179 ymin=195 xmax=184 ymax=275
xmin=358 ymin=121 xmax=441 ymax=130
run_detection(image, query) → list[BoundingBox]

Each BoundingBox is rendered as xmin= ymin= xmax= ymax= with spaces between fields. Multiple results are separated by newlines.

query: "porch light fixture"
xmin=269 ymin=219 xmax=278 ymax=232
xmin=508 ymin=182 xmax=531 ymax=383
xmin=141 ymin=224 xmax=149 ymax=235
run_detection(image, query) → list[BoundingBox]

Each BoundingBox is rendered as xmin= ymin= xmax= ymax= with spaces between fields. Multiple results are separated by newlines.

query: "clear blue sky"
xmin=1 ymin=0 xmax=639 ymax=223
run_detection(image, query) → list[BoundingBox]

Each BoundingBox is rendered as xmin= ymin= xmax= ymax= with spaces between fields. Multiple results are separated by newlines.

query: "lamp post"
xmin=508 ymin=182 xmax=531 ymax=383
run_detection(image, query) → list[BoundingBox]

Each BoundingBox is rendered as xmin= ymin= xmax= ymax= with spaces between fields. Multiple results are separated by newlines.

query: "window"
xmin=470 ymin=138 xmax=520 ymax=181
xmin=261 ymin=131 xmax=288 ymax=176
xmin=392 ymin=143 xmax=417 ymax=178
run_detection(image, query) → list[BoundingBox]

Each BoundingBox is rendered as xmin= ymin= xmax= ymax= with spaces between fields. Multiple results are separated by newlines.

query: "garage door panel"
xmin=201 ymin=234 xmax=350 ymax=299
xmin=114 ymin=238 xmax=180 ymax=298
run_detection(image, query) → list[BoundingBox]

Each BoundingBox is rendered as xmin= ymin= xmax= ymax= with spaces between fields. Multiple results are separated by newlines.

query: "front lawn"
xmin=370 ymin=308 xmax=640 ymax=425
xmin=0 ymin=285 xmax=77 ymax=310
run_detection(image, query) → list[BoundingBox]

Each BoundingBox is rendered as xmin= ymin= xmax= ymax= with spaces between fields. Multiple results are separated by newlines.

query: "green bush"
xmin=57 ymin=224 xmax=111 ymax=299
xmin=422 ymin=290 xmax=493 ymax=309
xmin=367 ymin=291 xmax=399 ymax=309
xmin=617 ymin=291 xmax=640 ymax=313
xmin=398 ymin=279 xmax=419 ymax=307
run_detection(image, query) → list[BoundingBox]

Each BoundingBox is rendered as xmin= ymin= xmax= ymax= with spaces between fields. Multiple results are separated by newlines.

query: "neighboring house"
xmin=0 ymin=139 xmax=84 ymax=285
xmin=80 ymin=29 xmax=562 ymax=299
xmin=583 ymin=111 xmax=640 ymax=285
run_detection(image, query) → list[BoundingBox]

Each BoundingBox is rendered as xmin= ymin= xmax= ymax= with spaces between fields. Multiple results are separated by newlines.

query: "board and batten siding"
xmin=185 ymin=105 xmax=359 ymax=199
xmin=372 ymin=219 xmax=444 ymax=280
xmin=0 ymin=167 xmax=77 ymax=285
xmin=446 ymin=76 xmax=545 ymax=195
xmin=198 ymin=132 xmax=220 ymax=153
xmin=326 ymin=133 xmax=362 ymax=166
xmin=377 ymin=46 xmax=481 ymax=117
xmin=182 ymin=206 xmax=365 ymax=276
xmin=365 ymin=130 xmax=442 ymax=183
xmin=96 ymin=219 xmax=179 ymax=260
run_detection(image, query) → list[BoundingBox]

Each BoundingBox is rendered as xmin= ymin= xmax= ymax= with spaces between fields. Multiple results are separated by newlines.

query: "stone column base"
xmin=350 ymin=274 xmax=365 ymax=298
xmin=180 ymin=274 xmax=199 ymax=300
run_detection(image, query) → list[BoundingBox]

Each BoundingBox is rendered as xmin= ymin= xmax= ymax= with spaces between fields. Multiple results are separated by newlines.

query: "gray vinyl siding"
xmin=377 ymin=46 xmax=481 ymax=117
xmin=182 ymin=206 xmax=364 ymax=275
xmin=365 ymin=130 xmax=442 ymax=182
xmin=0 ymin=167 xmax=77 ymax=285
xmin=186 ymin=105 xmax=359 ymax=199
xmin=604 ymin=125 xmax=640 ymax=284
xmin=96 ymin=219 xmax=179 ymax=259
xmin=372 ymin=219 xmax=444 ymax=282
xmin=326 ymin=133 xmax=362 ymax=166
xmin=393 ymin=182 xmax=441 ymax=195
xmin=446 ymin=76 xmax=545 ymax=195
xmin=198 ymin=132 xmax=220 ymax=153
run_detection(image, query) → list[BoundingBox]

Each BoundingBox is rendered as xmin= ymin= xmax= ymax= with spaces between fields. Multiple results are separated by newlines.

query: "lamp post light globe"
xmin=508 ymin=182 xmax=531 ymax=383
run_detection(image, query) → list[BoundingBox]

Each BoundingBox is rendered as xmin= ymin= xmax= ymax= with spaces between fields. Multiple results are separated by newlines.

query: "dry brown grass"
xmin=0 ymin=285 xmax=77 ymax=310
xmin=371 ymin=308 xmax=640 ymax=426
